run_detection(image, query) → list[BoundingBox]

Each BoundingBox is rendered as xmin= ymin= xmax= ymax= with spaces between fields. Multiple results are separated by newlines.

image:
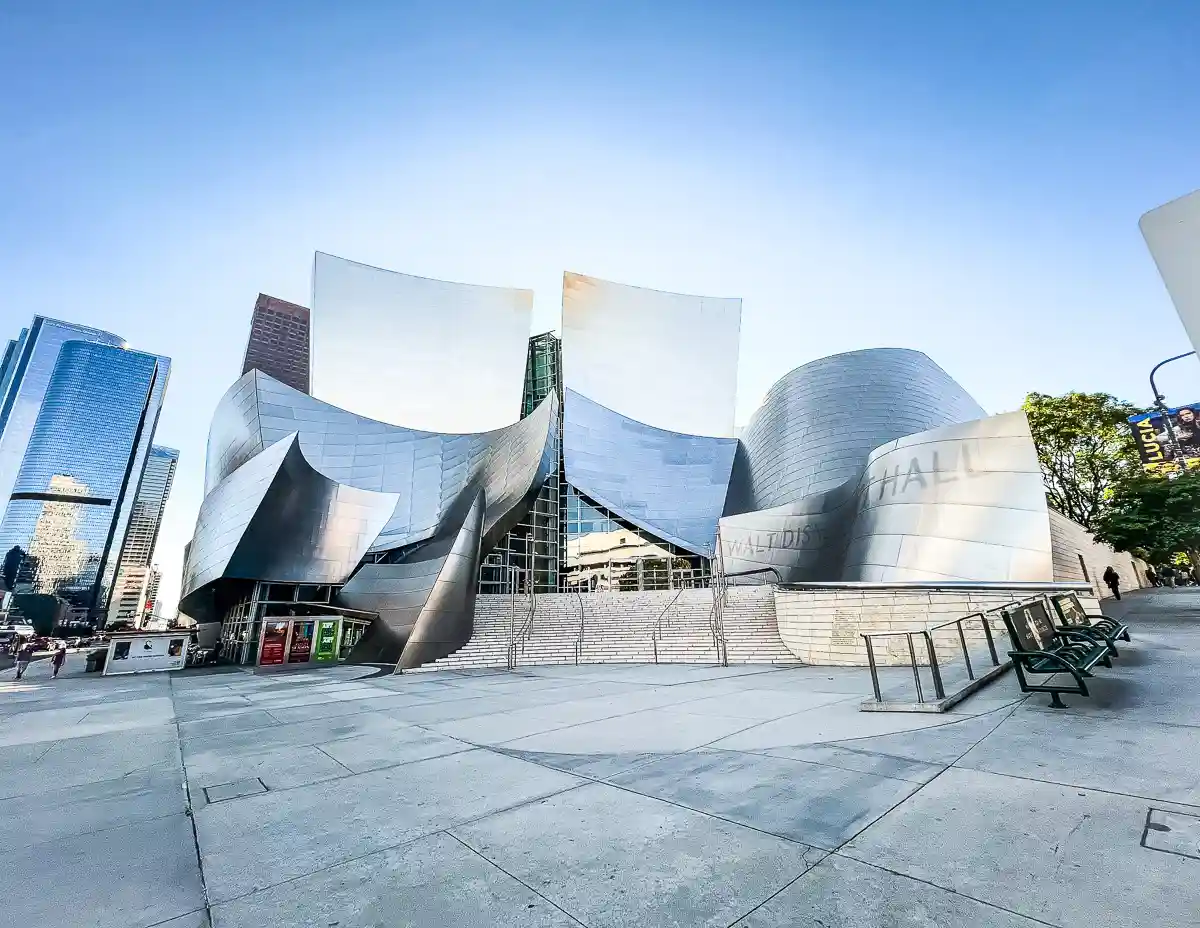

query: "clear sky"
xmin=2 ymin=1 xmax=1197 ymax=613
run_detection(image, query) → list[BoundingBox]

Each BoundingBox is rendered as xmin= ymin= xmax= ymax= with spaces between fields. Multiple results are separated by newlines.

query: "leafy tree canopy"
xmin=1092 ymin=470 xmax=1200 ymax=562
xmin=1022 ymin=391 xmax=1143 ymax=529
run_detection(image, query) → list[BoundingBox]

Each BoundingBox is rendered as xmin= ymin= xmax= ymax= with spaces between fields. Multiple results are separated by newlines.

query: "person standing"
xmin=51 ymin=644 xmax=67 ymax=679
xmin=1103 ymin=565 xmax=1122 ymax=601
xmin=14 ymin=641 xmax=34 ymax=679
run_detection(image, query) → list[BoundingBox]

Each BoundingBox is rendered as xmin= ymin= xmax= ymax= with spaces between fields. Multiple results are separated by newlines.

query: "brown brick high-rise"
xmin=242 ymin=293 xmax=310 ymax=393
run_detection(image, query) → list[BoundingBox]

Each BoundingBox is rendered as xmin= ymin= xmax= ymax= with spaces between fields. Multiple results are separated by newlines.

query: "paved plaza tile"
xmin=0 ymin=588 xmax=1196 ymax=927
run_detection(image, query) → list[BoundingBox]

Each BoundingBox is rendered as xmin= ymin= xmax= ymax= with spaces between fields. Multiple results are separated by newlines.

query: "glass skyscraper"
xmin=0 ymin=318 xmax=126 ymax=511
xmin=0 ymin=337 xmax=170 ymax=622
xmin=107 ymin=445 xmax=178 ymax=626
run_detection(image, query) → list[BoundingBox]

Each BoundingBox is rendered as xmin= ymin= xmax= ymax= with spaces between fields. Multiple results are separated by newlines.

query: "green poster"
xmin=313 ymin=619 xmax=339 ymax=663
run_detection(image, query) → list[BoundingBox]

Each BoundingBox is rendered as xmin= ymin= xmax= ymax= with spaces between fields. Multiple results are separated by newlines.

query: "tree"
xmin=1022 ymin=392 xmax=1144 ymax=529
xmin=1093 ymin=470 xmax=1200 ymax=570
xmin=2 ymin=546 xmax=24 ymax=592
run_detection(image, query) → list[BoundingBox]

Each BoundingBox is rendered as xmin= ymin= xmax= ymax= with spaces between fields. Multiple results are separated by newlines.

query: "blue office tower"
xmin=0 ymin=339 xmax=170 ymax=621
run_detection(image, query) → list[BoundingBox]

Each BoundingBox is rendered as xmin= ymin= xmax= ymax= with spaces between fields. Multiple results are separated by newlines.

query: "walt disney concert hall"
xmin=180 ymin=254 xmax=1060 ymax=670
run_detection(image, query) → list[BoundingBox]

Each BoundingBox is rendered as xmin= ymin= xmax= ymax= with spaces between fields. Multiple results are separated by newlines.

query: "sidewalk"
xmin=0 ymin=588 xmax=1196 ymax=927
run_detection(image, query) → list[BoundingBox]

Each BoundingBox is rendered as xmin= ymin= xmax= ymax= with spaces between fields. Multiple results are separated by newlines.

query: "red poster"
xmin=260 ymin=623 xmax=289 ymax=665
xmin=260 ymin=641 xmax=285 ymax=665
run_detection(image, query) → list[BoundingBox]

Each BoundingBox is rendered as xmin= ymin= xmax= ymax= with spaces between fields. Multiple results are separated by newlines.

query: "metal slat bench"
xmin=1048 ymin=591 xmax=1131 ymax=656
xmin=1002 ymin=599 xmax=1112 ymax=708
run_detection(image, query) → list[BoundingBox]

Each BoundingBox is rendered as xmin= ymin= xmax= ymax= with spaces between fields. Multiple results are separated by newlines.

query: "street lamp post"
xmin=1149 ymin=351 xmax=1197 ymax=466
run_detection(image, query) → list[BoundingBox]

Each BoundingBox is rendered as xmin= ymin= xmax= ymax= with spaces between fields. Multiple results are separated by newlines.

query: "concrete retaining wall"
xmin=774 ymin=584 xmax=1100 ymax=666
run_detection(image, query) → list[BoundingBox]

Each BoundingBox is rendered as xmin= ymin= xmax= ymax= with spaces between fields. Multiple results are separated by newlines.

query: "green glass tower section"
xmin=478 ymin=332 xmax=563 ymax=594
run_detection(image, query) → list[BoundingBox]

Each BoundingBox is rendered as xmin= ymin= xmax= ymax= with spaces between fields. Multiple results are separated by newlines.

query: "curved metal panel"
xmin=563 ymin=388 xmax=737 ymax=556
xmin=311 ymin=252 xmax=533 ymax=433
xmin=726 ymin=348 xmax=986 ymax=514
xmin=718 ymin=481 xmax=856 ymax=584
xmin=203 ymin=370 xmax=558 ymax=554
xmin=340 ymin=488 xmax=484 ymax=667
xmin=180 ymin=433 xmax=399 ymax=618
xmin=561 ymin=272 xmax=741 ymax=438
xmin=719 ymin=411 xmax=1052 ymax=584
xmin=184 ymin=370 xmax=558 ymax=667
xmin=1141 ymin=190 xmax=1200 ymax=356
xmin=843 ymin=412 xmax=1052 ymax=582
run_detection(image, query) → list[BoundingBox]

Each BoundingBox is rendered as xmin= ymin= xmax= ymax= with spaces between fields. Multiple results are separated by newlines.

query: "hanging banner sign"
xmin=1128 ymin=405 xmax=1200 ymax=472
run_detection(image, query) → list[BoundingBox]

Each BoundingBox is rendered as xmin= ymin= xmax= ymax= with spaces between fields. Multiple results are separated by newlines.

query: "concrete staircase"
xmin=407 ymin=585 xmax=798 ymax=673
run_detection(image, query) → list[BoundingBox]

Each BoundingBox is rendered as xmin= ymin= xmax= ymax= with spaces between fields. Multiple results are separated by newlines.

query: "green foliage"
xmin=1093 ymin=470 xmax=1200 ymax=560
xmin=1021 ymin=392 xmax=1144 ymax=529
xmin=10 ymin=593 xmax=62 ymax=637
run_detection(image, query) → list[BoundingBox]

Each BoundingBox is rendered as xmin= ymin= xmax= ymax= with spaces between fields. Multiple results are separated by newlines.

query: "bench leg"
xmin=1048 ymin=691 xmax=1067 ymax=709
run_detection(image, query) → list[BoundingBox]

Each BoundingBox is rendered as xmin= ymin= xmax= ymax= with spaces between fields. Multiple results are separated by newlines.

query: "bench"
xmin=1048 ymin=592 xmax=1131 ymax=656
xmin=1002 ymin=599 xmax=1112 ymax=708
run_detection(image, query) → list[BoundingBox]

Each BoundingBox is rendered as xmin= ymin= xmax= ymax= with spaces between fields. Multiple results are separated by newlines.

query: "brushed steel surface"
xmin=311 ymin=252 xmax=533 ymax=433
xmin=561 ymin=272 xmax=741 ymax=438
xmin=563 ymin=388 xmax=737 ymax=557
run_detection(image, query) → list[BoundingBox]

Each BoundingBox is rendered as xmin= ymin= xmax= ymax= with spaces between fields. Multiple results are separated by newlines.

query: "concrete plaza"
xmin=1 ymin=589 xmax=1197 ymax=927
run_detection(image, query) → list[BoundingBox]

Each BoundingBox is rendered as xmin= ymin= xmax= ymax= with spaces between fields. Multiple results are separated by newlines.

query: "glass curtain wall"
xmin=561 ymin=486 xmax=711 ymax=592
xmin=478 ymin=332 xmax=564 ymax=594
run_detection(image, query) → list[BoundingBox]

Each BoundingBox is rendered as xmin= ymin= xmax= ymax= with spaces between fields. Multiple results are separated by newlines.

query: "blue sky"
xmin=2 ymin=1 xmax=1197 ymax=611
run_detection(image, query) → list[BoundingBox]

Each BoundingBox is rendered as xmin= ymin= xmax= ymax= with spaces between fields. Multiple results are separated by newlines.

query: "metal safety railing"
xmin=572 ymin=590 xmax=586 ymax=665
xmin=861 ymin=603 xmax=1021 ymax=710
xmin=651 ymin=586 xmax=688 ymax=664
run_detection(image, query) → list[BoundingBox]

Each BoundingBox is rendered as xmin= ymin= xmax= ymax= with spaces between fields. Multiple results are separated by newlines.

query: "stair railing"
xmin=651 ymin=586 xmax=688 ymax=664
xmin=573 ymin=590 xmax=586 ymax=665
xmin=517 ymin=586 xmax=537 ymax=654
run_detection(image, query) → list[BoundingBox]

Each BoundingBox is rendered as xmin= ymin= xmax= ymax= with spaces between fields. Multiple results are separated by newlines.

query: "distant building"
xmin=0 ymin=336 xmax=170 ymax=623
xmin=107 ymin=446 xmax=178 ymax=627
xmin=144 ymin=565 xmax=162 ymax=622
xmin=242 ymin=293 xmax=310 ymax=393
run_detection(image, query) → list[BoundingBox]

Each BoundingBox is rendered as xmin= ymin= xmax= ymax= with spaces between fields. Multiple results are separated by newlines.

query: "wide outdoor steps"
xmin=407 ymin=586 xmax=797 ymax=672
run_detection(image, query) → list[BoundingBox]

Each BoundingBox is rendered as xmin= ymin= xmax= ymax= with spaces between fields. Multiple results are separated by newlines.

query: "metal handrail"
xmin=573 ymin=590 xmax=586 ymax=665
xmin=517 ymin=588 xmax=537 ymax=652
xmin=862 ymin=604 xmax=1015 ymax=705
xmin=708 ymin=565 xmax=781 ymax=667
xmin=504 ymin=566 xmax=522 ymax=671
xmin=651 ymin=586 xmax=688 ymax=664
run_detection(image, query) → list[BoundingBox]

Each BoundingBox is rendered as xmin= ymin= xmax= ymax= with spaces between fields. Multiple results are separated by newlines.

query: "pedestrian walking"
xmin=1145 ymin=566 xmax=1159 ymax=587
xmin=51 ymin=644 xmax=67 ymax=679
xmin=14 ymin=641 xmax=34 ymax=679
xmin=1103 ymin=565 xmax=1122 ymax=601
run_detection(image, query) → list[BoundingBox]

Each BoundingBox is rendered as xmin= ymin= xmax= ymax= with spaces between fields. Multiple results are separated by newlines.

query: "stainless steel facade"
xmin=1141 ymin=190 xmax=1200 ymax=356
xmin=843 ymin=413 xmax=1052 ymax=581
xmin=725 ymin=349 xmax=986 ymax=512
xmin=561 ymin=272 xmax=741 ymax=438
xmin=563 ymin=388 xmax=737 ymax=557
xmin=311 ymin=252 xmax=533 ymax=433
xmin=719 ymin=350 xmax=1052 ymax=584
xmin=181 ymin=367 xmax=559 ymax=667
xmin=185 ymin=260 xmax=1061 ymax=669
